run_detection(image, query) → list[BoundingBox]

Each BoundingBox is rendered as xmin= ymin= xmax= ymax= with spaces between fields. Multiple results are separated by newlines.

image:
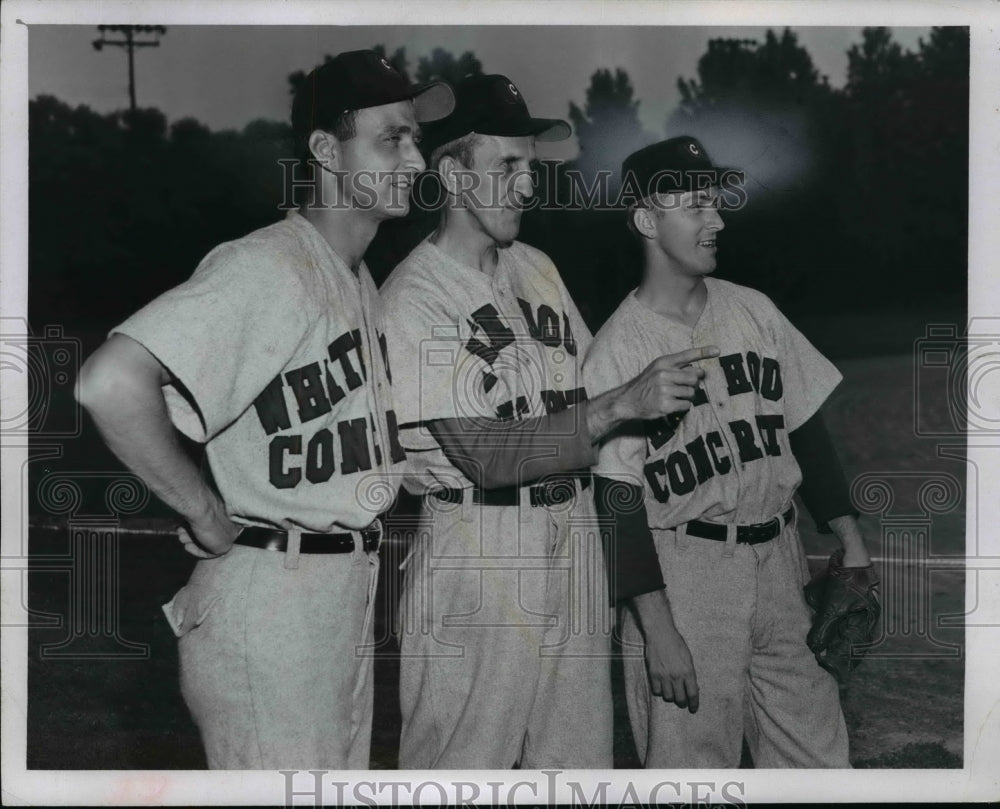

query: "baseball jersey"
xmin=583 ymin=277 xmax=841 ymax=527
xmin=113 ymin=209 xmax=406 ymax=532
xmin=381 ymin=238 xmax=593 ymax=494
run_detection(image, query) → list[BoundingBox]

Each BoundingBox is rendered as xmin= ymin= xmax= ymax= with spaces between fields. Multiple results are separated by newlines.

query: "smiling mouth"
xmin=698 ymin=239 xmax=717 ymax=248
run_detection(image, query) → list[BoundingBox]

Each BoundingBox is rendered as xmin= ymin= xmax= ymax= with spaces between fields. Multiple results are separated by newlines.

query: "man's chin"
xmin=381 ymin=202 xmax=411 ymax=219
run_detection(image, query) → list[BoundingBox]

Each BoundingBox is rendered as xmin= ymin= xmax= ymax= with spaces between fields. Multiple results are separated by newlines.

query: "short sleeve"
xmin=383 ymin=284 xmax=515 ymax=451
xmin=563 ymin=292 xmax=594 ymax=369
xmin=112 ymin=240 xmax=309 ymax=441
xmin=773 ymin=307 xmax=842 ymax=432
xmin=583 ymin=335 xmax=647 ymax=489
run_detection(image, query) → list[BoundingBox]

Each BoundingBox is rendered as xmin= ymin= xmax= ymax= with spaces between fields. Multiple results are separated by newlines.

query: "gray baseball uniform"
xmin=115 ymin=209 xmax=405 ymax=768
xmin=382 ymin=237 xmax=614 ymax=769
xmin=584 ymin=277 xmax=850 ymax=768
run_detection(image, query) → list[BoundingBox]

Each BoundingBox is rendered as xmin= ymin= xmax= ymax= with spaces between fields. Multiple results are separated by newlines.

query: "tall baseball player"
xmin=76 ymin=51 xmax=454 ymax=769
xmin=583 ymin=136 xmax=880 ymax=768
xmin=381 ymin=76 xmax=717 ymax=769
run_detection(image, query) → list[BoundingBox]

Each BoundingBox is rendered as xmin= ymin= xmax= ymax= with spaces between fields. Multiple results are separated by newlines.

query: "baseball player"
xmin=583 ymin=136 xmax=878 ymax=768
xmin=381 ymin=76 xmax=717 ymax=769
xmin=76 ymin=51 xmax=454 ymax=769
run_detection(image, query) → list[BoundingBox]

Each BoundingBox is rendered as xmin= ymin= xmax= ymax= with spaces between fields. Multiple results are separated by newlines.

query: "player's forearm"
xmin=631 ymin=588 xmax=682 ymax=640
xmin=78 ymin=340 xmax=220 ymax=524
xmin=427 ymin=407 xmax=596 ymax=488
xmin=582 ymin=388 xmax=633 ymax=444
xmin=826 ymin=515 xmax=871 ymax=567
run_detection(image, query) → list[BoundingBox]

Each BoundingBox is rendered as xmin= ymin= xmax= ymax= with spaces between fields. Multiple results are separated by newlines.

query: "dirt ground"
xmin=24 ymin=352 xmax=967 ymax=769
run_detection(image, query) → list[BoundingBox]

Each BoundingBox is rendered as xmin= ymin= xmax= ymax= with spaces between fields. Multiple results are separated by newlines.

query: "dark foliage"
xmin=28 ymin=31 xmax=968 ymax=334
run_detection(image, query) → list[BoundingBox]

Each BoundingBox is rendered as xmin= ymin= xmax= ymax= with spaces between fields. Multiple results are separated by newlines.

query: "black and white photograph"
xmin=2 ymin=0 xmax=998 ymax=804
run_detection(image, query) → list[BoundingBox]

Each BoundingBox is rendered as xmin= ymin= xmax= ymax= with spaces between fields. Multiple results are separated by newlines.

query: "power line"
xmin=92 ymin=25 xmax=167 ymax=115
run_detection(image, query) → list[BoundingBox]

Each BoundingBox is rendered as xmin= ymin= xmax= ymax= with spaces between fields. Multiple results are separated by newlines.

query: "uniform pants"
xmin=623 ymin=517 xmax=850 ymax=768
xmin=162 ymin=540 xmax=379 ymax=769
xmin=397 ymin=492 xmax=614 ymax=769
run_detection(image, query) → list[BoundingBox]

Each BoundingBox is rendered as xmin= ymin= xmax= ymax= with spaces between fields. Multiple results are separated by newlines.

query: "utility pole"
xmin=93 ymin=25 xmax=167 ymax=114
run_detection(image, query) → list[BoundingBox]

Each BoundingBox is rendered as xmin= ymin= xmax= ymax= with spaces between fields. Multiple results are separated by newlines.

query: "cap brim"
xmin=529 ymin=118 xmax=572 ymax=142
xmin=412 ymin=81 xmax=456 ymax=123
xmin=482 ymin=117 xmax=572 ymax=142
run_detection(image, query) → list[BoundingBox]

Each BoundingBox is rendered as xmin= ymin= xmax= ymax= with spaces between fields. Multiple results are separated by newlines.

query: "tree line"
xmin=28 ymin=28 xmax=968 ymax=333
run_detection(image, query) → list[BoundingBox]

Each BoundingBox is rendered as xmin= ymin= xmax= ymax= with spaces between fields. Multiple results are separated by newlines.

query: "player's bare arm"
xmin=631 ymin=589 xmax=700 ymax=713
xmin=77 ymin=333 xmax=239 ymax=557
xmin=827 ymin=515 xmax=872 ymax=567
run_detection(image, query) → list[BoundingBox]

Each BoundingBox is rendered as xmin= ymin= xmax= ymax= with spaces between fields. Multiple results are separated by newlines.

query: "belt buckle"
xmin=361 ymin=521 xmax=382 ymax=553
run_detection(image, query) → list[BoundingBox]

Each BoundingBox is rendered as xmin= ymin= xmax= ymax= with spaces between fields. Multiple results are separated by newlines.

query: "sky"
xmin=28 ymin=24 xmax=930 ymax=162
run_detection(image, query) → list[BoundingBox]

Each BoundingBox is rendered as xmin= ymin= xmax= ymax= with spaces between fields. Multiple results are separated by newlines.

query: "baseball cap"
xmin=621 ymin=136 xmax=739 ymax=199
xmin=291 ymin=50 xmax=455 ymax=140
xmin=424 ymin=74 xmax=571 ymax=152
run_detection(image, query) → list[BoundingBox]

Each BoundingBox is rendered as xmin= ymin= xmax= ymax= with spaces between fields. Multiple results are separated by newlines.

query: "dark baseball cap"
xmin=291 ymin=50 xmax=455 ymax=139
xmin=621 ymin=136 xmax=740 ymax=199
xmin=424 ymin=74 xmax=571 ymax=152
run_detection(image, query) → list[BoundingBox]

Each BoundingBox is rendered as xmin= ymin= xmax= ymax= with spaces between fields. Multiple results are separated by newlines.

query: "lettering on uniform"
xmin=305 ymin=428 xmax=336 ymax=484
xmin=706 ymin=431 xmax=732 ymax=474
xmin=728 ymin=419 xmax=765 ymax=463
xmin=385 ymin=409 xmax=407 ymax=464
xmin=719 ymin=351 xmax=782 ymax=401
xmin=496 ymin=395 xmax=530 ymax=422
xmin=647 ymin=417 xmax=678 ymax=451
xmin=285 ymin=363 xmax=332 ymax=423
xmin=338 ymin=418 xmax=372 ymax=474
xmin=252 ymin=327 xmax=399 ymax=489
xmin=378 ymin=331 xmax=393 ymax=383
xmin=643 ymin=416 xmax=788 ymax=503
xmin=328 ymin=329 xmax=366 ymax=386
xmin=755 ymin=414 xmax=785 ymax=456
xmin=270 ymin=434 xmax=303 ymax=489
xmin=465 ymin=304 xmax=515 ymax=366
xmin=685 ymin=434 xmax=716 ymax=484
xmin=516 ymin=297 xmax=578 ymax=355
xmin=540 ymin=386 xmax=587 ymax=415
xmin=720 ymin=353 xmax=753 ymax=396
xmin=253 ymin=328 xmax=368 ymax=435
xmin=254 ymin=375 xmax=293 ymax=436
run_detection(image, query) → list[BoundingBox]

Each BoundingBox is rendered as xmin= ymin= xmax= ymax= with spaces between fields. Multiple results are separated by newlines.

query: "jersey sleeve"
xmin=563 ymin=287 xmax=594 ymax=382
xmin=112 ymin=241 xmax=309 ymax=442
xmin=582 ymin=336 xmax=647 ymax=488
xmin=383 ymin=281 xmax=513 ymax=457
xmin=584 ymin=331 xmax=665 ymax=601
xmin=771 ymin=301 xmax=843 ymax=432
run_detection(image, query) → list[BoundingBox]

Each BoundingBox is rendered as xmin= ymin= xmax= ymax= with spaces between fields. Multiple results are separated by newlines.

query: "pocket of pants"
xmin=162 ymin=584 xmax=221 ymax=638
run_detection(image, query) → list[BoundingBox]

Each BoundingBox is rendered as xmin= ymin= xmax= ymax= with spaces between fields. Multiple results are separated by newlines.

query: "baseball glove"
xmin=804 ymin=548 xmax=881 ymax=684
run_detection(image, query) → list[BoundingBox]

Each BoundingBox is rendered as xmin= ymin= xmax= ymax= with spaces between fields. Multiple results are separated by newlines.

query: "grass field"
xmin=24 ymin=348 xmax=966 ymax=769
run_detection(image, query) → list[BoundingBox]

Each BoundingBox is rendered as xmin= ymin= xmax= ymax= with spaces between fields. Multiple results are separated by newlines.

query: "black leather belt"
xmin=431 ymin=474 xmax=591 ymax=509
xmin=685 ymin=506 xmax=795 ymax=545
xmin=235 ymin=524 xmax=382 ymax=554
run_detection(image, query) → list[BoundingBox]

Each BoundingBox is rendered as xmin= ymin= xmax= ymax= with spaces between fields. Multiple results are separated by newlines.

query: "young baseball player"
xmin=380 ymin=76 xmax=718 ymax=769
xmin=76 ymin=51 xmax=454 ymax=769
xmin=583 ymin=136 xmax=878 ymax=768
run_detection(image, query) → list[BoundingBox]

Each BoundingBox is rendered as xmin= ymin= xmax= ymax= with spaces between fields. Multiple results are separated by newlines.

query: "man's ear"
xmin=308 ymin=130 xmax=337 ymax=169
xmin=436 ymin=154 xmax=462 ymax=198
xmin=631 ymin=205 xmax=657 ymax=239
